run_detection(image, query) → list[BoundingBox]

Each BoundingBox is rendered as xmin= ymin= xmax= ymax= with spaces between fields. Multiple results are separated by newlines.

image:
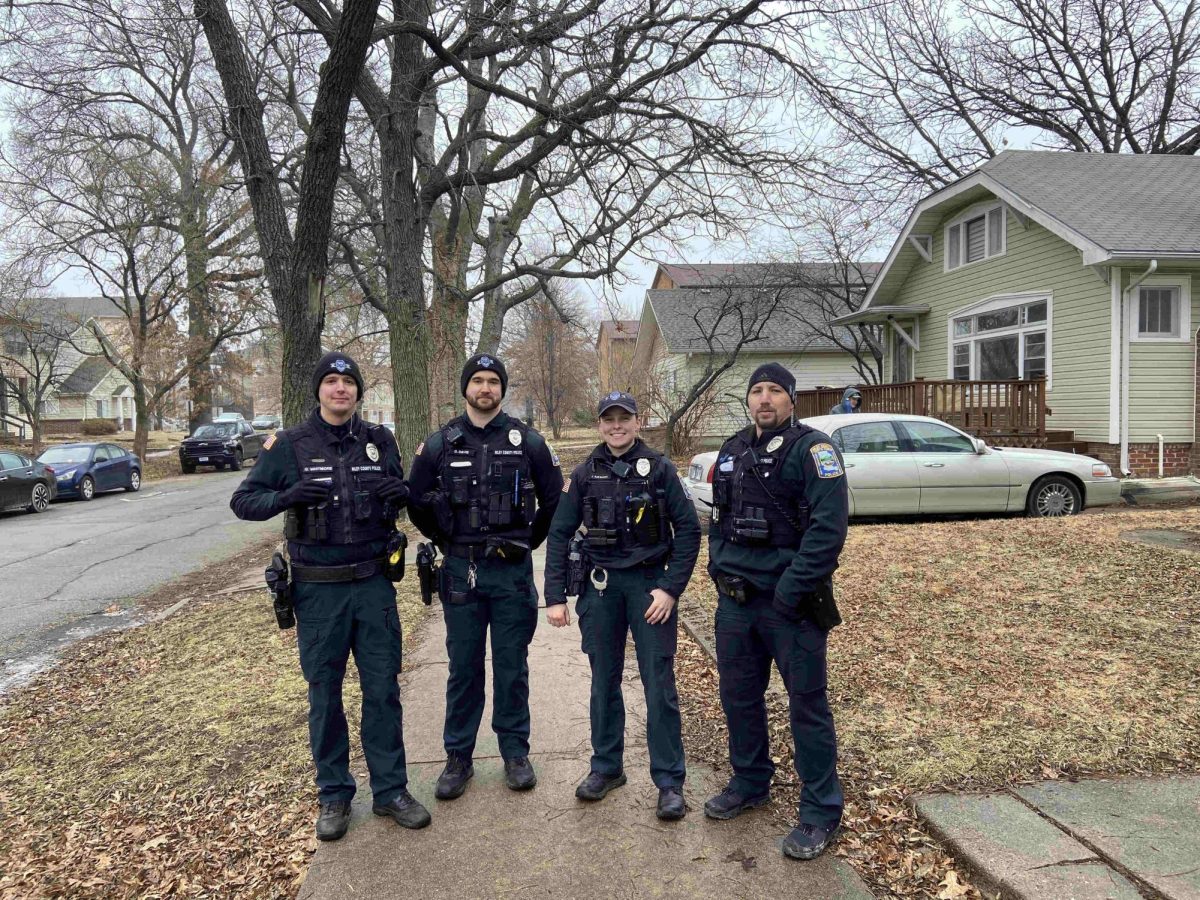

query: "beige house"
xmin=837 ymin=150 xmax=1200 ymax=477
xmin=632 ymin=263 xmax=876 ymax=445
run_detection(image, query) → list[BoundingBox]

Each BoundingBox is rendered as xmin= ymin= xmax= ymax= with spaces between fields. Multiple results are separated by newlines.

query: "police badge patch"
xmin=636 ymin=457 xmax=651 ymax=476
xmin=508 ymin=428 xmax=522 ymax=447
xmin=548 ymin=443 xmax=560 ymax=466
xmin=766 ymin=436 xmax=784 ymax=453
xmin=365 ymin=442 xmax=380 ymax=462
xmin=810 ymin=442 xmax=844 ymax=478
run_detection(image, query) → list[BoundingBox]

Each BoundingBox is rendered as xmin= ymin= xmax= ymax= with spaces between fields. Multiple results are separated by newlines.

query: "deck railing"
xmin=795 ymin=377 xmax=1048 ymax=438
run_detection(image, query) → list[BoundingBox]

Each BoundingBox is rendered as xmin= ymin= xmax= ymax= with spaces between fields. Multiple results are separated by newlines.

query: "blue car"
xmin=36 ymin=442 xmax=142 ymax=501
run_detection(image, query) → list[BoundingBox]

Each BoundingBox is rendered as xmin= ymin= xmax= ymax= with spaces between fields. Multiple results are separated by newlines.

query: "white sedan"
xmin=682 ymin=413 xmax=1121 ymax=519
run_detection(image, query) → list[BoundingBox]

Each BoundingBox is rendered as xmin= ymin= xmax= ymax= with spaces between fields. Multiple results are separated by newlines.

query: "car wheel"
xmin=28 ymin=482 xmax=51 ymax=513
xmin=231 ymin=449 xmax=243 ymax=471
xmin=182 ymin=462 xmax=195 ymax=474
xmin=80 ymin=475 xmax=96 ymax=501
xmin=126 ymin=470 xmax=141 ymax=492
xmin=1026 ymin=475 xmax=1081 ymax=518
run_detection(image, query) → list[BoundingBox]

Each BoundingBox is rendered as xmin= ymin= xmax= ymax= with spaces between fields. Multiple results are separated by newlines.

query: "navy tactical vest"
xmin=579 ymin=445 xmax=669 ymax=557
xmin=284 ymin=417 xmax=395 ymax=546
xmin=437 ymin=416 xmax=536 ymax=544
xmin=712 ymin=423 xmax=811 ymax=548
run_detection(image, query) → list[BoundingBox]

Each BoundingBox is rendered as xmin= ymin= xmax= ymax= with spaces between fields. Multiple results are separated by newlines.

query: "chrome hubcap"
xmin=1037 ymin=484 xmax=1074 ymax=516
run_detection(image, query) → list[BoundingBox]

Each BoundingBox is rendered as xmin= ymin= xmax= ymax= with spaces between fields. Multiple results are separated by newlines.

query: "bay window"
xmin=950 ymin=296 xmax=1050 ymax=384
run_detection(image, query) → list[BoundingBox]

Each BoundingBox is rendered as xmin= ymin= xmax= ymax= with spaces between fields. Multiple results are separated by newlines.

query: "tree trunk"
xmin=427 ymin=234 xmax=469 ymax=422
xmin=181 ymin=185 xmax=215 ymax=432
xmin=132 ymin=379 xmax=150 ymax=463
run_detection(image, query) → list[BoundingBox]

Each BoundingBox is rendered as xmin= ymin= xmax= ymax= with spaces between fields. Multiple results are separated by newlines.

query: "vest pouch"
xmin=581 ymin=496 xmax=597 ymax=527
xmin=520 ymin=482 xmax=537 ymax=526
xmin=450 ymin=476 xmax=471 ymax=506
xmin=731 ymin=505 xmax=770 ymax=544
xmin=628 ymin=494 xmax=662 ymax=545
xmin=712 ymin=477 xmax=731 ymax=509
xmin=488 ymin=490 xmax=513 ymax=526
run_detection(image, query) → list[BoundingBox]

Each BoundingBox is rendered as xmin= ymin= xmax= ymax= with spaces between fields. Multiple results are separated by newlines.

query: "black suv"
xmin=179 ymin=421 xmax=264 ymax=473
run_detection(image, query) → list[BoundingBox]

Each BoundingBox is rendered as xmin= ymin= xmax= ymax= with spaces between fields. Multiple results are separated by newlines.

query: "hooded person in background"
xmin=828 ymin=387 xmax=862 ymax=415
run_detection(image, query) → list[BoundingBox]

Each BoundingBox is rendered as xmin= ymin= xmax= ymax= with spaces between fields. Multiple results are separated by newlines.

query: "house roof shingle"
xmin=58 ymin=356 xmax=113 ymax=395
xmin=645 ymin=287 xmax=857 ymax=354
xmin=978 ymin=150 xmax=1200 ymax=254
xmin=657 ymin=261 xmax=881 ymax=289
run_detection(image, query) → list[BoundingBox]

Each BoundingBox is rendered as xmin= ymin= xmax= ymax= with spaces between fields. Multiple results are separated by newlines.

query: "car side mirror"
xmin=972 ymin=438 xmax=988 ymax=454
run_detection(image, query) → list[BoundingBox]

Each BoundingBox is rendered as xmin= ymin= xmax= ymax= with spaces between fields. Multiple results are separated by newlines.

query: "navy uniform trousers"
xmin=715 ymin=591 xmax=843 ymax=829
xmin=294 ymin=575 xmax=407 ymax=805
xmin=576 ymin=565 xmax=685 ymax=788
xmin=440 ymin=554 xmax=539 ymax=761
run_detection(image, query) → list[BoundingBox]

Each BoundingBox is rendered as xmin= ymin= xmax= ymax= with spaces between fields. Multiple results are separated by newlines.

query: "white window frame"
xmin=946 ymin=292 xmax=1052 ymax=388
xmin=1128 ymin=274 xmax=1191 ymax=343
xmin=943 ymin=201 xmax=1007 ymax=272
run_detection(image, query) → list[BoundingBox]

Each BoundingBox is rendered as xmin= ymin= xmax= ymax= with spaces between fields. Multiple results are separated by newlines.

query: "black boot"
xmin=782 ymin=822 xmax=841 ymax=860
xmin=372 ymin=790 xmax=432 ymax=830
xmin=656 ymin=786 xmax=686 ymax=821
xmin=702 ymin=785 xmax=769 ymax=820
xmin=315 ymin=799 xmax=352 ymax=841
xmin=435 ymin=755 xmax=474 ymax=800
xmin=575 ymin=770 xmax=627 ymax=801
xmin=504 ymin=756 xmax=537 ymax=791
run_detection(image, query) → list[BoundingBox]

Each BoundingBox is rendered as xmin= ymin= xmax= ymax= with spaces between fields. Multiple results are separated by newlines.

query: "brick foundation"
xmin=1193 ymin=329 xmax=1200 ymax=475
xmin=1085 ymin=441 xmax=1194 ymax=478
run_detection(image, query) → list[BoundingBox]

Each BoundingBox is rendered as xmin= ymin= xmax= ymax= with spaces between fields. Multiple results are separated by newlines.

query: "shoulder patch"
xmin=562 ymin=476 xmax=571 ymax=493
xmin=810 ymin=442 xmax=843 ymax=479
xmin=263 ymin=433 xmax=277 ymax=451
xmin=415 ymin=441 xmax=424 ymax=456
xmin=548 ymin=443 xmax=560 ymax=466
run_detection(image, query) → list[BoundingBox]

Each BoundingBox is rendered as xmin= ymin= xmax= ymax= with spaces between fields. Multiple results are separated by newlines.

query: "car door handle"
xmin=844 ymin=463 xmax=855 ymax=468
xmin=922 ymin=463 xmax=945 ymax=468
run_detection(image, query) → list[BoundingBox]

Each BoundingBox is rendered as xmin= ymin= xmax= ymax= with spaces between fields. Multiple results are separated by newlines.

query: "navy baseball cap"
xmin=598 ymin=391 xmax=638 ymax=416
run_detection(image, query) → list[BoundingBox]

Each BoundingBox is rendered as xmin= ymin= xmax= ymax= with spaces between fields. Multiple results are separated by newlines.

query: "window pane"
xmin=965 ymin=216 xmax=986 ymax=262
xmin=947 ymin=224 xmax=961 ymax=268
xmin=987 ymin=207 xmax=1004 ymax=255
xmin=835 ymin=422 xmax=902 ymax=454
xmin=903 ymin=421 xmax=975 ymax=453
xmin=1024 ymin=332 xmax=1046 ymax=379
xmin=979 ymin=335 xmax=1019 ymax=379
xmin=953 ymin=344 xmax=970 ymax=381
xmin=953 ymin=318 xmax=972 ymax=336
xmin=1139 ymin=287 xmax=1179 ymax=336
xmin=0 ymin=452 xmax=22 ymax=471
xmin=977 ymin=307 xmax=1019 ymax=331
xmin=1024 ymin=301 xmax=1047 ymax=323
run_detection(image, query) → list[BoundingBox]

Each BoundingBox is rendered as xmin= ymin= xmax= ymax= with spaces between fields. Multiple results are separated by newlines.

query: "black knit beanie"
xmin=312 ymin=350 xmax=364 ymax=401
xmin=460 ymin=353 xmax=508 ymax=398
xmin=747 ymin=362 xmax=796 ymax=400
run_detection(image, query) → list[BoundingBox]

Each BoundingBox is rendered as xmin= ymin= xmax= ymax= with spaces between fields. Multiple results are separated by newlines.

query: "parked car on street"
xmin=0 ymin=450 xmax=58 ymax=513
xmin=35 ymin=442 xmax=141 ymax=501
xmin=251 ymin=414 xmax=281 ymax=431
xmin=213 ymin=412 xmax=247 ymax=424
xmin=681 ymin=413 xmax=1121 ymax=519
xmin=179 ymin=421 xmax=264 ymax=473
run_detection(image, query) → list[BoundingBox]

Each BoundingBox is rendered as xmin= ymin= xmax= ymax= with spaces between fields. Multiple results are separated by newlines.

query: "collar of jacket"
xmin=590 ymin=437 xmax=646 ymax=463
xmin=310 ymin=408 xmax=361 ymax=448
xmin=460 ymin=410 xmax=510 ymax=436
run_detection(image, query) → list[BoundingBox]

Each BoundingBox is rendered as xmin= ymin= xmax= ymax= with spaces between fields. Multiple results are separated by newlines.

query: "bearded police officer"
xmin=407 ymin=353 xmax=563 ymax=800
xmin=231 ymin=351 xmax=428 ymax=841
xmin=544 ymin=391 xmax=700 ymax=820
xmin=704 ymin=362 xmax=849 ymax=861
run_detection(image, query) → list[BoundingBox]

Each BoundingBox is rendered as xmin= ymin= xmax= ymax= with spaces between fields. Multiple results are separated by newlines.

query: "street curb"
xmin=679 ymin=609 xmax=716 ymax=663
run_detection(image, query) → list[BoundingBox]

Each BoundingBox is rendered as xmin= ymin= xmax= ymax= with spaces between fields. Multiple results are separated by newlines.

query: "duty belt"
xmin=444 ymin=543 xmax=485 ymax=560
xmin=291 ymin=558 xmax=387 ymax=583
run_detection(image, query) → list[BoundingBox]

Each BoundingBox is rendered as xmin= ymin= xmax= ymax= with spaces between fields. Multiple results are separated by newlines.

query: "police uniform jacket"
xmin=544 ymin=438 xmax=701 ymax=606
xmin=407 ymin=411 xmax=563 ymax=551
xmin=708 ymin=421 xmax=848 ymax=612
xmin=230 ymin=409 xmax=404 ymax=566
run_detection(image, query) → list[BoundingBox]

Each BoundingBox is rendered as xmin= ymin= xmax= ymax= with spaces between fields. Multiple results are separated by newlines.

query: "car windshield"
xmin=193 ymin=424 xmax=237 ymax=439
xmin=37 ymin=446 xmax=91 ymax=465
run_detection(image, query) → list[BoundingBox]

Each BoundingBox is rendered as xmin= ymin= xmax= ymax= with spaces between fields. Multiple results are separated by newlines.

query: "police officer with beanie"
xmin=407 ymin=353 xmax=563 ymax=800
xmin=544 ymin=391 xmax=700 ymax=820
xmin=230 ymin=351 xmax=429 ymax=840
xmin=704 ymin=362 xmax=848 ymax=861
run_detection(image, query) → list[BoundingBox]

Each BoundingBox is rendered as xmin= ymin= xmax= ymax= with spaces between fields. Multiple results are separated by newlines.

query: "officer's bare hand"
xmin=645 ymin=589 xmax=676 ymax=624
xmin=546 ymin=602 xmax=571 ymax=627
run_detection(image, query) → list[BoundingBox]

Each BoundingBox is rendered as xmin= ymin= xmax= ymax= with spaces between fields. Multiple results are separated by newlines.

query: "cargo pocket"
xmin=576 ymin=594 xmax=593 ymax=654
xmin=644 ymin=591 xmax=678 ymax=657
xmin=297 ymin=616 xmax=331 ymax=684
xmin=384 ymin=604 xmax=403 ymax=676
xmin=786 ymin=621 xmax=828 ymax=695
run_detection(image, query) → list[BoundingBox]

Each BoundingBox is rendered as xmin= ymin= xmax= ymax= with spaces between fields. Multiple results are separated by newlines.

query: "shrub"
xmin=80 ymin=419 xmax=119 ymax=435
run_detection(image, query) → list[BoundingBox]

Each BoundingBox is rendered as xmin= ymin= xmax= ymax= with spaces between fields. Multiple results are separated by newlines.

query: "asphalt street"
xmin=0 ymin=468 xmax=278 ymax=685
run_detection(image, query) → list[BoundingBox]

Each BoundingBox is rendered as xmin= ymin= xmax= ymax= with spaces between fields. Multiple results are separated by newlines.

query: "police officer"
xmin=407 ymin=353 xmax=563 ymax=800
xmin=230 ymin=351 xmax=429 ymax=841
xmin=704 ymin=362 xmax=848 ymax=861
xmin=544 ymin=391 xmax=700 ymax=820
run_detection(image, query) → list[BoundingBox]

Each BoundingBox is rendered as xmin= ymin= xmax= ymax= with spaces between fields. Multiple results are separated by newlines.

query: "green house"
xmin=836 ymin=150 xmax=1200 ymax=477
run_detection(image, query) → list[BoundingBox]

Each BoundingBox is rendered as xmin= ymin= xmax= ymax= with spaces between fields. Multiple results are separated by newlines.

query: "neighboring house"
xmin=0 ymin=296 xmax=135 ymax=436
xmin=597 ymin=319 xmax=639 ymax=391
xmin=837 ymin=150 xmax=1200 ymax=477
xmin=632 ymin=262 xmax=875 ymax=443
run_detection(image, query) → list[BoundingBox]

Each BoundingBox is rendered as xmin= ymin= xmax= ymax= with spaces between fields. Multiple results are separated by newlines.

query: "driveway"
xmin=0 ymin=470 xmax=278 ymax=679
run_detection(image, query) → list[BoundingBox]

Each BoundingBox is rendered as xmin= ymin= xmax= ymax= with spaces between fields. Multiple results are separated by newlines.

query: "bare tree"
xmin=503 ymin=280 xmax=596 ymax=439
xmin=0 ymin=0 xmax=264 ymax=432
xmin=799 ymin=0 xmax=1200 ymax=214
xmin=0 ymin=288 xmax=78 ymax=453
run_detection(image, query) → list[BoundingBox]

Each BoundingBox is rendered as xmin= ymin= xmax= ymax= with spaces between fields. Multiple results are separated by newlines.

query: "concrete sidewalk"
xmin=298 ymin=595 xmax=872 ymax=900
xmin=915 ymin=776 xmax=1200 ymax=900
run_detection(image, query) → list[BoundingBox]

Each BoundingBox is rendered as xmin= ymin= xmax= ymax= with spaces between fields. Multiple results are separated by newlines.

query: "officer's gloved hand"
xmin=772 ymin=593 xmax=805 ymax=623
xmin=375 ymin=477 xmax=409 ymax=507
xmin=278 ymin=479 xmax=331 ymax=509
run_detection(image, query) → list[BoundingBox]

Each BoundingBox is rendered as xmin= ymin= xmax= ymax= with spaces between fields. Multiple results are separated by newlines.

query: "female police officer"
xmin=543 ymin=391 xmax=700 ymax=820
xmin=230 ymin=351 xmax=427 ymax=841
